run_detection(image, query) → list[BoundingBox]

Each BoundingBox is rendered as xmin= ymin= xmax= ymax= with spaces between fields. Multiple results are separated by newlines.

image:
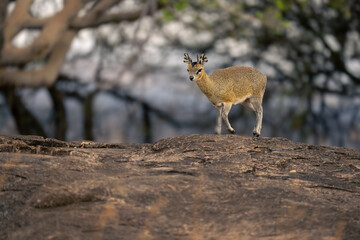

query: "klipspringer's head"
xmin=183 ymin=53 xmax=208 ymax=81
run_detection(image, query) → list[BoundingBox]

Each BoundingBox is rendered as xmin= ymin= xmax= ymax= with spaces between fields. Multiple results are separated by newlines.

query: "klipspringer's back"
xmin=210 ymin=66 xmax=267 ymax=98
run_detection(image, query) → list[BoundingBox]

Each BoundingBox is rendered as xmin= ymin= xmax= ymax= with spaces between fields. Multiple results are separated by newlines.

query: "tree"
xmin=0 ymin=0 xmax=145 ymax=87
xmin=0 ymin=0 xmax=154 ymax=140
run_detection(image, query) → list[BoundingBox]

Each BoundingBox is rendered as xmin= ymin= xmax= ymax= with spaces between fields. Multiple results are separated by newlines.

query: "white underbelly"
xmin=233 ymin=95 xmax=251 ymax=105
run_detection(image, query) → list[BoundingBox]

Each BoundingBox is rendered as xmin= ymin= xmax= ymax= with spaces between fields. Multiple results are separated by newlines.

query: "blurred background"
xmin=0 ymin=0 xmax=359 ymax=149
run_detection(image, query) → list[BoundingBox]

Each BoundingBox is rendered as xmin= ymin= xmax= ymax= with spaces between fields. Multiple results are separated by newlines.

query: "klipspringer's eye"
xmin=187 ymin=69 xmax=189 ymax=72
xmin=196 ymin=69 xmax=202 ymax=74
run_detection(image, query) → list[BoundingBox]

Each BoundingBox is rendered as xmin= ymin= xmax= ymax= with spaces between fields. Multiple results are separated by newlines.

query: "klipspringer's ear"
xmin=184 ymin=53 xmax=192 ymax=64
xmin=199 ymin=53 xmax=208 ymax=65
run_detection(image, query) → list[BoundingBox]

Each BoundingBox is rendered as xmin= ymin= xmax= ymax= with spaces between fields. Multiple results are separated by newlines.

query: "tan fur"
xmin=184 ymin=53 xmax=267 ymax=136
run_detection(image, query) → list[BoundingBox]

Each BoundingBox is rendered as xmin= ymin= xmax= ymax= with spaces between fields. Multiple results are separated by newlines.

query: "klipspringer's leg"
xmin=242 ymin=98 xmax=263 ymax=137
xmin=221 ymin=102 xmax=235 ymax=134
xmin=251 ymin=98 xmax=263 ymax=137
xmin=215 ymin=104 xmax=222 ymax=134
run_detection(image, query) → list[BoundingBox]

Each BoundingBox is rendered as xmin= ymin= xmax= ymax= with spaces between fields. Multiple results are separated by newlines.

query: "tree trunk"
xmin=83 ymin=92 xmax=96 ymax=141
xmin=142 ymin=103 xmax=152 ymax=143
xmin=48 ymin=86 xmax=67 ymax=140
xmin=2 ymin=88 xmax=46 ymax=137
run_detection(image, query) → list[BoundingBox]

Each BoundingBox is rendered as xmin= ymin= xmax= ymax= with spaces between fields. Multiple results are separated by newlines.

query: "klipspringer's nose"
xmin=189 ymin=76 xmax=194 ymax=81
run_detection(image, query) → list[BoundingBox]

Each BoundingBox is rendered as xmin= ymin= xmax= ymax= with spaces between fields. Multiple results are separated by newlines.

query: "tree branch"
xmin=71 ymin=8 xmax=143 ymax=29
xmin=0 ymin=0 xmax=149 ymax=88
xmin=0 ymin=30 xmax=76 ymax=87
xmin=3 ymin=0 xmax=33 ymax=43
xmin=294 ymin=2 xmax=360 ymax=85
xmin=0 ymin=0 xmax=83 ymax=65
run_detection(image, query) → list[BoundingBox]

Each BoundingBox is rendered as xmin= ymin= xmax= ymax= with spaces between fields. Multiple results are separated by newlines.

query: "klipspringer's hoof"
xmin=253 ymin=132 xmax=260 ymax=137
xmin=214 ymin=129 xmax=221 ymax=134
xmin=228 ymin=129 xmax=235 ymax=134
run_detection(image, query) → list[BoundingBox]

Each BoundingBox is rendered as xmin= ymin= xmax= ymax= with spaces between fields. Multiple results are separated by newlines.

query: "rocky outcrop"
xmin=0 ymin=134 xmax=359 ymax=239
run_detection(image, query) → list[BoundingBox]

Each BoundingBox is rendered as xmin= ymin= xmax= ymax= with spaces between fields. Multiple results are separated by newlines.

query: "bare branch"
xmin=0 ymin=0 xmax=149 ymax=87
xmin=294 ymin=3 xmax=360 ymax=85
xmin=3 ymin=0 xmax=33 ymax=42
xmin=0 ymin=30 xmax=76 ymax=87
xmin=22 ymin=16 xmax=53 ymax=29
xmin=71 ymin=7 xmax=143 ymax=29
xmin=0 ymin=0 xmax=84 ymax=65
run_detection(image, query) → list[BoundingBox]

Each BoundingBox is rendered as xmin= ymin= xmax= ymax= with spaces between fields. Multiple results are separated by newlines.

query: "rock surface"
xmin=0 ymin=134 xmax=359 ymax=239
